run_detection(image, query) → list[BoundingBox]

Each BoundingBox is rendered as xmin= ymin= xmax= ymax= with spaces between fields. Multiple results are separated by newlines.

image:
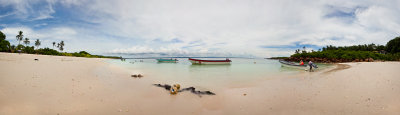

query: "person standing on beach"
xmin=308 ymin=61 xmax=313 ymax=72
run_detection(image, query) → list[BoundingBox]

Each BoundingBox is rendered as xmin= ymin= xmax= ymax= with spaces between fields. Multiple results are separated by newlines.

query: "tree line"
xmin=290 ymin=37 xmax=400 ymax=61
xmin=0 ymin=30 xmax=120 ymax=59
xmin=322 ymin=44 xmax=385 ymax=52
xmin=12 ymin=30 xmax=65 ymax=53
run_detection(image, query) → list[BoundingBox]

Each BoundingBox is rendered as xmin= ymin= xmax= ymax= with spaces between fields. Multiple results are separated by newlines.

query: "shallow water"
xmin=107 ymin=58 xmax=331 ymax=89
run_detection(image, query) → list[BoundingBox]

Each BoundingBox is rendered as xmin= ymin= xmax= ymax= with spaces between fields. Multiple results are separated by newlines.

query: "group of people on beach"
xmin=299 ymin=60 xmax=314 ymax=72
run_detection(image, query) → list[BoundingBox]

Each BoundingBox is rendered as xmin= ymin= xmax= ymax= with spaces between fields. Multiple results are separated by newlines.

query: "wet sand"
xmin=1 ymin=52 xmax=399 ymax=115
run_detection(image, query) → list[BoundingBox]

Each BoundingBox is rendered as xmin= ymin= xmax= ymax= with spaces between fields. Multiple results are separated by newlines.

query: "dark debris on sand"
xmin=153 ymin=84 xmax=216 ymax=97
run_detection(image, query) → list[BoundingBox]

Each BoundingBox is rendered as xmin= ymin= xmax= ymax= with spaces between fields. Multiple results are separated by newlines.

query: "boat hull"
xmin=189 ymin=58 xmax=231 ymax=65
xmin=281 ymin=63 xmax=308 ymax=69
xmin=189 ymin=60 xmax=231 ymax=65
xmin=279 ymin=60 xmax=308 ymax=69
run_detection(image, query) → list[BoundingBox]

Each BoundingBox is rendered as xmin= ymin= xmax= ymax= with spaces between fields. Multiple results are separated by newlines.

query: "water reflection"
xmin=157 ymin=62 xmax=178 ymax=64
xmin=189 ymin=64 xmax=231 ymax=72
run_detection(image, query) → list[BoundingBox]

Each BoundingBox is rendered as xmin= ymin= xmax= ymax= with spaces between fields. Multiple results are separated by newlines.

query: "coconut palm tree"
xmin=52 ymin=42 xmax=56 ymax=49
xmin=59 ymin=41 xmax=65 ymax=51
xmin=23 ymin=38 xmax=30 ymax=46
xmin=16 ymin=31 xmax=23 ymax=45
xmin=35 ymin=39 xmax=41 ymax=49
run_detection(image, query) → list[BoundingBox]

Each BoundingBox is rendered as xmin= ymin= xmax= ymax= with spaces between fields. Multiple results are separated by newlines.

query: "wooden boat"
xmin=189 ymin=58 xmax=231 ymax=65
xmin=279 ymin=60 xmax=308 ymax=69
xmin=156 ymin=58 xmax=178 ymax=62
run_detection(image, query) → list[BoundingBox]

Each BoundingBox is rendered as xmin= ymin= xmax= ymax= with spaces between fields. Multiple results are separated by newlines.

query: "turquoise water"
xmin=107 ymin=58 xmax=331 ymax=89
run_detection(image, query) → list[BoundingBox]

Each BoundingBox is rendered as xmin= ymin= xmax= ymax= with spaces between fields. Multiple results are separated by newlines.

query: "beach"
xmin=1 ymin=52 xmax=399 ymax=115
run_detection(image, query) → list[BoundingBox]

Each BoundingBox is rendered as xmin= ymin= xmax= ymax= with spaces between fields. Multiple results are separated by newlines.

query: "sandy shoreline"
xmin=1 ymin=52 xmax=399 ymax=115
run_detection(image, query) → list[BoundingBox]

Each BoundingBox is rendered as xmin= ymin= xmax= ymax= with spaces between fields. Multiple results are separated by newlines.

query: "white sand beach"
xmin=1 ymin=53 xmax=399 ymax=115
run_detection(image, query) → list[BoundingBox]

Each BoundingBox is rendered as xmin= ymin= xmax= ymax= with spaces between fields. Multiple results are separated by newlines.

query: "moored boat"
xmin=279 ymin=60 xmax=308 ymax=69
xmin=189 ymin=58 xmax=231 ymax=65
xmin=156 ymin=58 xmax=178 ymax=62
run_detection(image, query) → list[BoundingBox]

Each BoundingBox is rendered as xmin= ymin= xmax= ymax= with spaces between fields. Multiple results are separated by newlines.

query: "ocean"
xmin=107 ymin=58 xmax=331 ymax=90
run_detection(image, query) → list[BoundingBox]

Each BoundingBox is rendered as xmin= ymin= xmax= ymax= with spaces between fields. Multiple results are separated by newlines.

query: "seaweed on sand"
xmin=153 ymin=84 xmax=216 ymax=97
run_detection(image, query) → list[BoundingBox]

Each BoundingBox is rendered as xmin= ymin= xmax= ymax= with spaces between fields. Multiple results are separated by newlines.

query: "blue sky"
xmin=1 ymin=0 xmax=399 ymax=58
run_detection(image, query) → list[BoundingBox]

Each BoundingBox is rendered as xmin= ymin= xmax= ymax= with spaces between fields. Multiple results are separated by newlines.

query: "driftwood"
xmin=153 ymin=84 xmax=215 ymax=97
xmin=153 ymin=84 xmax=172 ymax=90
xmin=131 ymin=74 xmax=143 ymax=78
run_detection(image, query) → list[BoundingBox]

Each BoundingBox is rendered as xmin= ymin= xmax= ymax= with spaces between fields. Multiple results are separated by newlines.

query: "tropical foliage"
xmin=385 ymin=37 xmax=400 ymax=54
xmin=321 ymin=44 xmax=385 ymax=51
xmin=0 ymin=30 xmax=120 ymax=59
xmin=35 ymin=39 xmax=41 ymax=49
xmin=22 ymin=46 xmax=36 ymax=54
xmin=23 ymin=38 xmax=30 ymax=46
xmin=291 ymin=37 xmax=400 ymax=61
xmin=291 ymin=50 xmax=400 ymax=61
xmin=16 ymin=31 xmax=23 ymax=45
xmin=0 ymin=31 xmax=10 ymax=52
xmin=58 ymin=41 xmax=64 ymax=51
xmin=36 ymin=48 xmax=60 ymax=55
xmin=52 ymin=42 xmax=56 ymax=48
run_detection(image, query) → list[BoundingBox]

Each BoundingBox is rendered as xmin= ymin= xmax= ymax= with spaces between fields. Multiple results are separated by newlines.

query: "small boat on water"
xmin=156 ymin=58 xmax=178 ymax=63
xmin=189 ymin=58 xmax=231 ymax=65
xmin=279 ymin=60 xmax=318 ymax=70
xmin=279 ymin=60 xmax=308 ymax=69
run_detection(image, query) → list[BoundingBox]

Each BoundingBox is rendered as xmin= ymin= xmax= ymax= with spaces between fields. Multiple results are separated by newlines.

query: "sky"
xmin=0 ymin=0 xmax=399 ymax=58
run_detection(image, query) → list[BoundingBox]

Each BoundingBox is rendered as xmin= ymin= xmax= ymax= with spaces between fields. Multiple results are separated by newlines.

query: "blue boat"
xmin=156 ymin=58 xmax=178 ymax=63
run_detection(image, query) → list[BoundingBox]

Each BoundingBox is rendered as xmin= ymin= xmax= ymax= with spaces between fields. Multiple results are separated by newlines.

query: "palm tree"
xmin=35 ymin=39 xmax=41 ymax=49
xmin=59 ymin=41 xmax=65 ymax=51
xmin=52 ymin=42 xmax=56 ymax=49
xmin=23 ymin=38 xmax=30 ymax=46
xmin=15 ymin=31 xmax=23 ymax=45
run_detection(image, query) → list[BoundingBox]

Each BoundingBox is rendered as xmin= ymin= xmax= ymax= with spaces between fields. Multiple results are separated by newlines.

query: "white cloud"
xmin=1 ymin=26 xmax=128 ymax=54
xmin=1 ymin=0 xmax=399 ymax=57
xmin=0 ymin=0 xmax=58 ymax=20
xmin=82 ymin=0 xmax=399 ymax=57
xmin=1 ymin=27 xmax=76 ymax=40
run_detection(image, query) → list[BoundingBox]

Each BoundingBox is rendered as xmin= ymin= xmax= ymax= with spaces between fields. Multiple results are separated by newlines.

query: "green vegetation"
xmin=290 ymin=37 xmax=400 ymax=62
xmin=22 ymin=46 xmax=36 ymax=54
xmin=385 ymin=37 xmax=400 ymax=54
xmin=35 ymin=39 xmax=41 ymax=49
xmin=23 ymin=38 xmax=30 ymax=46
xmin=52 ymin=42 xmax=56 ymax=48
xmin=322 ymin=44 xmax=385 ymax=51
xmin=36 ymin=48 xmax=60 ymax=55
xmin=16 ymin=31 xmax=23 ymax=45
xmin=291 ymin=50 xmax=399 ymax=61
xmin=0 ymin=31 xmax=10 ymax=52
xmin=267 ymin=57 xmax=289 ymax=59
xmin=0 ymin=30 xmax=121 ymax=59
xmin=57 ymin=41 xmax=65 ymax=51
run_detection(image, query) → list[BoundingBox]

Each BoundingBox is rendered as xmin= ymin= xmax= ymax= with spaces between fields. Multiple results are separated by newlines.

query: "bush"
xmin=0 ymin=39 xmax=10 ymax=52
xmin=16 ymin=44 xmax=24 ymax=50
xmin=0 ymin=31 xmax=10 ymax=52
xmin=60 ymin=52 xmax=73 ymax=56
xmin=36 ymin=48 xmax=60 ymax=55
xmin=385 ymin=37 xmax=400 ymax=54
xmin=22 ymin=46 xmax=35 ymax=54
xmin=79 ymin=51 xmax=90 ymax=55
xmin=290 ymin=50 xmax=397 ymax=61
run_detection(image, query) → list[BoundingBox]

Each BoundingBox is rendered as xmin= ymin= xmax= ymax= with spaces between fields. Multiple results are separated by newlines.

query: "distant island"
xmin=0 ymin=30 xmax=121 ymax=59
xmin=269 ymin=37 xmax=400 ymax=63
